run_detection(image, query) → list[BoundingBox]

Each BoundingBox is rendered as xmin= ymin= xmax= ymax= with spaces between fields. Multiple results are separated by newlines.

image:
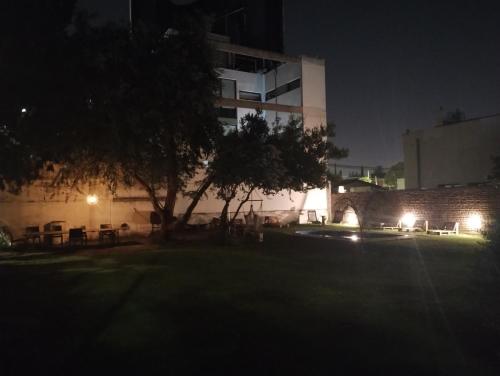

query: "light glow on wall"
xmin=86 ymin=194 xmax=98 ymax=205
xmin=466 ymin=213 xmax=482 ymax=231
xmin=343 ymin=209 xmax=359 ymax=226
xmin=401 ymin=213 xmax=416 ymax=228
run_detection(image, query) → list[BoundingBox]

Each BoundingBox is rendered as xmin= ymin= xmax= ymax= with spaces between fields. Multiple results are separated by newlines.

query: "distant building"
xmin=403 ymin=113 xmax=500 ymax=189
xmin=333 ymin=178 xmax=387 ymax=194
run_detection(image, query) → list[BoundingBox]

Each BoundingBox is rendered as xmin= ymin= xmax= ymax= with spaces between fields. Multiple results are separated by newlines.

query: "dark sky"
xmin=284 ymin=0 xmax=500 ymax=167
xmin=80 ymin=0 xmax=500 ymax=167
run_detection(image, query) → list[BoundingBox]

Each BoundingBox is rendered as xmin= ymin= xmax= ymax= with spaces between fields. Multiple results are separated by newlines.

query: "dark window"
xmin=239 ymin=91 xmax=262 ymax=102
xmin=218 ymin=79 xmax=236 ymax=99
xmin=217 ymin=107 xmax=237 ymax=119
xmin=266 ymin=78 xmax=301 ymax=101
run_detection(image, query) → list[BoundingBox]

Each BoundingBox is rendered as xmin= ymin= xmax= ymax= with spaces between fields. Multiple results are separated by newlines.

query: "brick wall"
xmin=331 ymin=185 xmax=500 ymax=231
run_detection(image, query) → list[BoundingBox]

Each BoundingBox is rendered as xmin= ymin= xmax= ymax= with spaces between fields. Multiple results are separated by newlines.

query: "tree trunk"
xmin=220 ymin=199 xmax=231 ymax=228
xmin=161 ymin=177 xmax=178 ymax=240
xmin=218 ymin=199 xmax=232 ymax=243
xmin=176 ymin=176 xmax=213 ymax=230
xmin=229 ymin=187 xmax=254 ymax=226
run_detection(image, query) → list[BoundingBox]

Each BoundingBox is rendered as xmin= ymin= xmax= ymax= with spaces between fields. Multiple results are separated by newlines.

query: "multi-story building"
xmin=0 ymin=0 xmax=330 ymax=238
xmin=403 ymin=113 xmax=500 ymax=189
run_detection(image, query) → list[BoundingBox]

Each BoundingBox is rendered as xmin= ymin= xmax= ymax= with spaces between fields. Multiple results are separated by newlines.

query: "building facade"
xmin=403 ymin=113 xmax=500 ymax=189
xmin=0 ymin=2 xmax=330 ymax=239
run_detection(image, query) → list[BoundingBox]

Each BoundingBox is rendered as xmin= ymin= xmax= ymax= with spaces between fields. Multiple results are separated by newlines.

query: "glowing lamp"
xmin=401 ymin=213 xmax=416 ymax=228
xmin=338 ymin=185 xmax=346 ymax=193
xmin=466 ymin=214 xmax=482 ymax=232
xmin=86 ymin=194 xmax=98 ymax=205
xmin=21 ymin=108 xmax=27 ymax=113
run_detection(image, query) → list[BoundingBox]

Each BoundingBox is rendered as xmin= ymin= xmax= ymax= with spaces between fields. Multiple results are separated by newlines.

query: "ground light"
xmin=344 ymin=210 xmax=359 ymax=226
xmin=466 ymin=213 xmax=482 ymax=232
xmin=401 ymin=213 xmax=416 ymax=228
xmin=86 ymin=194 xmax=98 ymax=205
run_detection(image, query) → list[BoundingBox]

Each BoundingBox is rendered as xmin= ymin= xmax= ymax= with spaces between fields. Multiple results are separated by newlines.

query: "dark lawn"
xmin=0 ymin=228 xmax=499 ymax=375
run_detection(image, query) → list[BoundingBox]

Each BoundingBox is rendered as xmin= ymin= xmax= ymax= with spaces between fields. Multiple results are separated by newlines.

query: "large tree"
xmin=1 ymin=9 xmax=222 ymax=237
xmin=204 ymin=112 xmax=347 ymax=235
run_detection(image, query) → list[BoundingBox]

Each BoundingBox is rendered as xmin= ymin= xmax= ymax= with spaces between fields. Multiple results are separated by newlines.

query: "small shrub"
xmin=0 ymin=227 xmax=12 ymax=250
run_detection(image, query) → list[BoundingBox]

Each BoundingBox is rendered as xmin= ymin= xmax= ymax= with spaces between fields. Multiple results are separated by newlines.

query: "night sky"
xmin=285 ymin=0 xmax=500 ymax=167
xmin=80 ymin=0 xmax=500 ymax=167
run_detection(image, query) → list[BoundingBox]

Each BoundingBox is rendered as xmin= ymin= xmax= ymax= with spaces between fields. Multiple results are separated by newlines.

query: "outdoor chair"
xmin=68 ymin=228 xmax=87 ymax=247
xmin=44 ymin=224 xmax=64 ymax=247
xmin=263 ymin=216 xmax=281 ymax=228
xmin=427 ymin=222 xmax=459 ymax=236
xmin=25 ymin=226 xmax=41 ymax=245
xmin=99 ymin=224 xmax=118 ymax=243
xmin=150 ymin=212 xmax=161 ymax=233
xmin=400 ymin=220 xmax=428 ymax=232
xmin=380 ymin=221 xmax=401 ymax=230
xmin=307 ymin=210 xmax=321 ymax=224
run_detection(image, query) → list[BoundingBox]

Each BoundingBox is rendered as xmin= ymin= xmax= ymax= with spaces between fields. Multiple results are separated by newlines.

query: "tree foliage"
xmin=385 ymin=161 xmax=404 ymax=187
xmin=0 ymin=1 xmax=78 ymax=191
xmin=1 ymin=7 xmax=221 ymax=235
xmin=208 ymin=112 xmax=342 ymax=231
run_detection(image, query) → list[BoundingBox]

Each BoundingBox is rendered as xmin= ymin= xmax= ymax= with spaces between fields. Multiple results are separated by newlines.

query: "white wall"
xmin=265 ymin=62 xmax=301 ymax=90
xmin=301 ymin=56 xmax=327 ymax=130
xmin=219 ymin=68 xmax=264 ymax=98
xmin=403 ymin=115 xmax=500 ymax=189
xmin=0 ymin=177 xmax=330 ymax=238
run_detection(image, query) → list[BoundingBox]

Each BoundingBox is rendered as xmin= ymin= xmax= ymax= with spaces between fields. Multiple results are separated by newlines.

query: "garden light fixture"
xmin=401 ymin=213 xmax=416 ymax=228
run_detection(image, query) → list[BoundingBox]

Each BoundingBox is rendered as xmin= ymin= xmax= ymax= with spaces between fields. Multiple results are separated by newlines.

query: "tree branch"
xmin=134 ymin=173 xmax=164 ymax=213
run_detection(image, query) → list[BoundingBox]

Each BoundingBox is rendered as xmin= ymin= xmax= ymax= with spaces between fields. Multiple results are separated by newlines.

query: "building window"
xmin=218 ymin=78 xmax=236 ymax=99
xmin=217 ymin=107 xmax=237 ymax=119
xmin=266 ymin=78 xmax=301 ymax=101
xmin=239 ymin=91 xmax=262 ymax=102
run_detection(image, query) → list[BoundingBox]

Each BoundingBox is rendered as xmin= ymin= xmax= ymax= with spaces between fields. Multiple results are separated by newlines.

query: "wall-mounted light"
xmin=466 ymin=213 xmax=482 ymax=232
xmin=86 ymin=194 xmax=98 ymax=205
xmin=338 ymin=185 xmax=346 ymax=193
xmin=401 ymin=213 xmax=416 ymax=228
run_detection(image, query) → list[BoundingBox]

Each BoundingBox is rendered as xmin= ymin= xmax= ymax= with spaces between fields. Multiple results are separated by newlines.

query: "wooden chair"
xmin=69 ymin=228 xmax=87 ymax=247
xmin=44 ymin=224 xmax=64 ymax=247
xmin=25 ymin=226 xmax=41 ymax=245
xmin=99 ymin=224 xmax=118 ymax=243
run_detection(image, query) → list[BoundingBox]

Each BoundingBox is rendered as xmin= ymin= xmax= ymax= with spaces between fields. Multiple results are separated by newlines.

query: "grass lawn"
xmin=0 ymin=226 xmax=499 ymax=375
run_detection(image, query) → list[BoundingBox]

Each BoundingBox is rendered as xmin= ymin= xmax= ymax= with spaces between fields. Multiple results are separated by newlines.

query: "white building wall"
xmin=0 ymin=53 xmax=332 ymax=238
xmin=301 ymin=56 xmax=327 ymax=130
xmin=403 ymin=114 xmax=500 ymax=189
xmin=265 ymin=62 xmax=301 ymax=90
